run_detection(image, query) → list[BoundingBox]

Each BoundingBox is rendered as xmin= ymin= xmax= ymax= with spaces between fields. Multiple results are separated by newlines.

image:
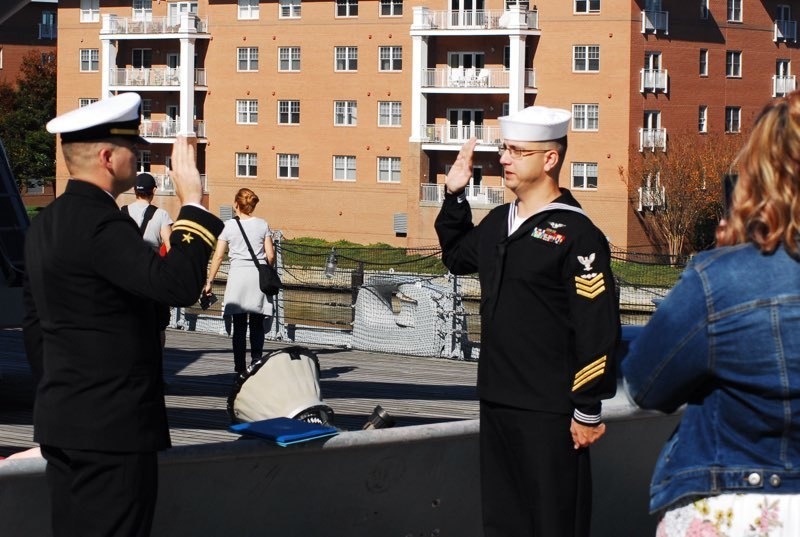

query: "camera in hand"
xmin=199 ymin=292 xmax=217 ymax=310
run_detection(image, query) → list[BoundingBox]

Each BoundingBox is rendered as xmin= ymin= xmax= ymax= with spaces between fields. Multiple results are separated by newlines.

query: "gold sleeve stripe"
xmin=575 ymin=274 xmax=606 ymax=299
xmin=572 ymin=369 xmax=605 ymax=391
xmin=172 ymin=220 xmax=216 ymax=249
xmin=573 ymin=355 xmax=607 ymax=391
xmin=574 ymin=355 xmax=606 ymax=378
xmin=575 ymin=273 xmax=604 ymax=286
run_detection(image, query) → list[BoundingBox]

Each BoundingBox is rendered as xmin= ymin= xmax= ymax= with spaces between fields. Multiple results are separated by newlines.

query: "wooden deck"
xmin=0 ymin=328 xmax=479 ymax=458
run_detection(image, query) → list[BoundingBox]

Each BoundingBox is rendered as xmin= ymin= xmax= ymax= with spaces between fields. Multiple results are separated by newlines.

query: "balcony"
xmin=422 ymin=67 xmax=535 ymax=90
xmin=637 ymin=184 xmax=665 ymax=211
xmin=773 ymin=75 xmax=796 ymax=97
xmin=640 ymin=69 xmax=668 ymax=93
xmin=101 ymin=14 xmax=209 ymax=35
xmin=641 ymin=10 xmax=669 ymax=35
xmin=774 ymin=19 xmax=797 ymax=42
xmin=420 ymin=183 xmax=505 ymax=206
xmin=141 ymin=120 xmax=206 ymax=139
xmin=152 ymin=173 xmax=208 ymax=195
xmin=639 ymin=128 xmax=667 ymax=152
xmin=38 ymin=23 xmax=56 ymax=39
xmin=109 ymin=67 xmax=207 ymax=88
xmin=411 ymin=6 xmax=538 ymax=31
xmin=420 ymin=124 xmax=502 ymax=146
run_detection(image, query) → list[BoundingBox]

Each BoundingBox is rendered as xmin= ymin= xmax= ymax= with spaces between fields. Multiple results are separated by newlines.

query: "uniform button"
xmin=747 ymin=472 xmax=761 ymax=486
xmin=770 ymin=474 xmax=781 ymax=487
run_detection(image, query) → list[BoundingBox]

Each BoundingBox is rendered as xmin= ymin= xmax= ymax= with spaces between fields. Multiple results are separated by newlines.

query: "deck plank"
xmin=0 ymin=328 xmax=478 ymax=457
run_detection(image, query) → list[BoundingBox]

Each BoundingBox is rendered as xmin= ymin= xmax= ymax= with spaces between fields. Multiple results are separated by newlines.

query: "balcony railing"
xmin=640 ymin=68 xmax=668 ymax=93
xmin=38 ymin=23 xmax=56 ymax=39
xmin=102 ymin=14 xmax=208 ymax=35
xmin=152 ymin=173 xmax=208 ymax=194
xmin=773 ymin=75 xmax=796 ymax=97
xmin=420 ymin=183 xmax=505 ymax=206
xmin=638 ymin=185 xmax=665 ymax=211
xmin=639 ymin=128 xmax=667 ymax=152
xmin=641 ymin=10 xmax=669 ymax=34
xmin=420 ymin=124 xmax=502 ymax=145
xmin=141 ymin=120 xmax=206 ymax=139
xmin=109 ymin=67 xmax=207 ymax=87
xmin=412 ymin=6 xmax=538 ymax=31
xmin=422 ymin=67 xmax=535 ymax=89
xmin=774 ymin=19 xmax=797 ymax=42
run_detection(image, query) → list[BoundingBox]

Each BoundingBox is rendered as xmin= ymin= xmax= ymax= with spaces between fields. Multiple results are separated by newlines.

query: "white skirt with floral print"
xmin=657 ymin=494 xmax=800 ymax=537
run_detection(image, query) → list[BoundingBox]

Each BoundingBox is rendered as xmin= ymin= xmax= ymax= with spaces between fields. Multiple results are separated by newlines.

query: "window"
xmin=237 ymin=100 xmax=258 ymax=124
xmin=80 ymin=0 xmax=100 ymax=22
xmin=279 ymin=47 xmax=300 ymax=71
xmin=573 ymin=45 xmax=600 ymax=72
xmin=333 ymin=156 xmax=356 ymax=181
xmin=137 ymin=150 xmax=151 ymax=172
xmin=571 ymin=163 xmax=598 ymax=190
xmin=141 ymin=98 xmax=152 ymax=120
xmin=699 ymin=49 xmax=708 ymax=76
xmin=726 ymin=51 xmax=742 ymax=78
xmin=0 ymin=48 xmax=3 ymax=70
xmin=380 ymin=0 xmax=402 ymax=16
xmin=377 ymin=157 xmax=401 ymax=183
xmin=698 ymin=105 xmax=707 ymax=133
xmin=334 ymin=101 xmax=357 ymax=126
xmin=132 ymin=0 xmax=152 ymax=21
xmin=574 ymin=0 xmax=599 ymax=14
xmin=572 ymin=104 xmax=599 ymax=131
xmin=335 ymin=46 xmax=358 ymax=71
xmin=700 ymin=0 xmax=709 ymax=19
xmin=79 ymin=98 xmax=98 ymax=108
xmin=725 ymin=107 xmax=741 ymax=133
xmin=336 ymin=0 xmax=358 ymax=17
xmin=238 ymin=0 xmax=259 ymax=20
xmin=80 ymin=49 xmax=99 ymax=72
xmin=132 ymin=48 xmax=153 ymax=69
xmin=278 ymin=154 xmax=299 ymax=179
xmin=238 ymin=47 xmax=258 ymax=71
xmin=280 ymin=0 xmax=301 ymax=18
xmin=727 ymin=0 xmax=742 ymax=22
xmin=379 ymin=46 xmax=402 ymax=72
xmin=236 ymin=153 xmax=258 ymax=177
xmin=278 ymin=100 xmax=300 ymax=124
xmin=378 ymin=101 xmax=401 ymax=127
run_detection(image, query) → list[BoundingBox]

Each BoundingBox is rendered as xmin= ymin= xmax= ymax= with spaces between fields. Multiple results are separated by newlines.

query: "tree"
xmin=619 ymin=131 xmax=743 ymax=258
xmin=0 ymin=50 xmax=56 ymax=191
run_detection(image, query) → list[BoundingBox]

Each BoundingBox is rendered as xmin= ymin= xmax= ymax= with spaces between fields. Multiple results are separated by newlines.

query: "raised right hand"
xmin=444 ymin=138 xmax=477 ymax=195
xmin=169 ymin=135 xmax=203 ymax=206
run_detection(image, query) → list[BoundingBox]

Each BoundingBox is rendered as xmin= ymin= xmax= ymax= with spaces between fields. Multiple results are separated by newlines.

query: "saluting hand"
xmin=570 ymin=419 xmax=606 ymax=449
xmin=170 ymin=135 xmax=203 ymax=206
xmin=445 ymin=138 xmax=477 ymax=196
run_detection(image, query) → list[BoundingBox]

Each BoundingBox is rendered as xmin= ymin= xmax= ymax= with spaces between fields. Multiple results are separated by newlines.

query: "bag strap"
xmin=234 ymin=216 xmax=262 ymax=269
xmin=121 ymin=204 xmax=157 ymax=236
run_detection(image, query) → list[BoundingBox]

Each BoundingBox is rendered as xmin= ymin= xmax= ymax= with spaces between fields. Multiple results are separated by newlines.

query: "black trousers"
xmin=41 ymin=445 xmax=158 ymax=537
xmin=479 ymin=400 xmax=592 ymax=537
xmin=231 ymin=313 xmax=266 ymax=373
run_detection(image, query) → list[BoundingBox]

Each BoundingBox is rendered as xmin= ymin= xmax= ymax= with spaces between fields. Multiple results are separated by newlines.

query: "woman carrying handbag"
xmin=204 ymin=188 xmax=276 ymax=375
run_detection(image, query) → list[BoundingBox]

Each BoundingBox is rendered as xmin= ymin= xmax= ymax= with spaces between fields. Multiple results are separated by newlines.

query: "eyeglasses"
xmin=497 ymin=145 xmax=550 ymax=160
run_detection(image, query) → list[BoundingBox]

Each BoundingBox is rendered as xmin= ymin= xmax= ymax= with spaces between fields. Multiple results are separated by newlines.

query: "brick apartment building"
xmin=51 ymin=0 xmax=799 ymax=250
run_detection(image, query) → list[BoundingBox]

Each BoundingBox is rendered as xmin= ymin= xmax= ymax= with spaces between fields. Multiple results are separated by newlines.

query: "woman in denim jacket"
xmin=623 ymin=91 xmax=800 ymax=536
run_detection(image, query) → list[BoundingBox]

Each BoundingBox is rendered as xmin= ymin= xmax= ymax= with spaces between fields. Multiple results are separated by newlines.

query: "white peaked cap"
xmin=46 ymin=92 xmax=147 ymax=144
xmin=498 ymin=106 xmax=571 ymax=142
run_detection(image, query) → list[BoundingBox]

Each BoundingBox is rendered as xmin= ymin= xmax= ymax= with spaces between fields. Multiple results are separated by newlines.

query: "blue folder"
xmin=229 ymin=417 xmax=338 ymax=447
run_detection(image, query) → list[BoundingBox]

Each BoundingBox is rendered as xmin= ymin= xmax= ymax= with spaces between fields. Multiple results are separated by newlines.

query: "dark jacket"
xmin=22 ymin=179 xmax=223 ymax=452
xmin=435 ymin=189 xmax=619 ymax=423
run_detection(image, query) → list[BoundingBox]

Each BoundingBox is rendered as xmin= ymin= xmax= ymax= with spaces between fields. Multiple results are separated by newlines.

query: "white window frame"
xmin=700 ymin=0 xmax=709 ymax=19
xmin=132 ymin=0 xmax=153 ymax=21
xmin=725 ymin=106 xmax=741 ymax=133
xmin=726 ymin=50 xmax=742 ymax=78
xmin=279 ymin=0 xmax=301 ymax=18
xmin=573 ymin=45 xmax=600 ymax=72
xmin=334 ymin=101 xmax=357 ymax=126
xmin=238 ymin=0 xmax=260 ymax=20
xmin=333 ymin=155 xmax=357 ymax=181
xmin=236 ymin=153 xmax=258 ymax=177
xmin=335 ymin=46 xmax=358 ymax=72
xmin=279 ymin=47 xmax=301 ymax=72
xmin=380 ymin=0 xmax=402 ymax=17
xmin=237 ymin=47 xmax=259 ymax=72
xmin=137 ymin=150 xmax=151 ymax=173
xmin=727 ymin=0 xmax=742 ymax=22
xmin=377 ymin=157 xmax=401 ymax=183
xmin=574 ymin=0 xmax=599 ymax=14
xmin=379 ymin=46 xmax=402 ymax=72
xmin=141 ymin=98 xmax=152 ymax=120
xmin=236 ymin=99 xmax=258 ymax=125
xmin=698 ymin=105 xmax=708 ymax=133
xmin=80 ymin=49 xmax=99 ymax=72
xmin=699 ymin=49 xmax=708 ymax=77
xmin=378 ymin=101 xmax=402 ymax=127
xmin=278 ymin=100 xmax=300 ymax=125
xmin=132 ymin=48 xmax=153 ymax=69
xmin=571 ymin=162 xmax=598 ymax=190
xmin=80 ymin=0 xmax=100 ymax=22
xmin=572 ymin=104 xmax=599 ymax=131
xmin=79 ymin=97 xmax=98 ymax=108
xmin=278 ymin=153 xmax=299 ymax=179
xmin=336 ymin=0 xmax=358 ymax=17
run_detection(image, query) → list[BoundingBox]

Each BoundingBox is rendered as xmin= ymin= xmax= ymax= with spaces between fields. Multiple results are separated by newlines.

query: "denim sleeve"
xmin=620 ymin=266 xmax=710 ymax=413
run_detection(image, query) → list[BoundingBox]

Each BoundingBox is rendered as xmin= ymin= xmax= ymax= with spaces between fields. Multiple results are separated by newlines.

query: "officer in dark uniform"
xmin=22 ymin=92 xmax=224 ymax=537
xmin=435 ymin=106 xmax=620 ymax=537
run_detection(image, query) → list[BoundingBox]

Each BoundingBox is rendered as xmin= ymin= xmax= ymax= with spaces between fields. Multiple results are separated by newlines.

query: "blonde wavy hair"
xmin=235 ymin=188 xmax=259 ymax=216
xmin=717 ymin=91 xmax=800 ymax=255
